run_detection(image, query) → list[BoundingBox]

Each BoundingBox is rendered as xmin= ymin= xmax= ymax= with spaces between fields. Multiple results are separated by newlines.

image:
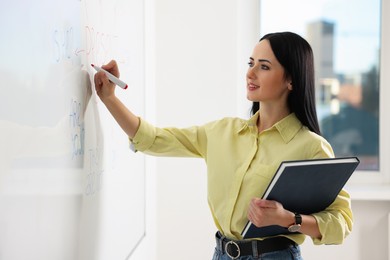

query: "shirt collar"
xmin=237 ymin=112 xmax=259 ymax=134
xmin=274 ymin=113 xmax=303 ymax=143
xmin=238 ymin=111 xmax=303 ymax=143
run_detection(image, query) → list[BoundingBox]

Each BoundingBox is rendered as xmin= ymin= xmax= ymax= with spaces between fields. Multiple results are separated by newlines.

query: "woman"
xmin=94 ymin=32 xmax=353 ymax=260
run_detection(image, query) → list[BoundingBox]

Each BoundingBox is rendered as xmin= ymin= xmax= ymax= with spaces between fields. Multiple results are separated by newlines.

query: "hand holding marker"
xmin=91 ymin=64 xmax=128 ymax=89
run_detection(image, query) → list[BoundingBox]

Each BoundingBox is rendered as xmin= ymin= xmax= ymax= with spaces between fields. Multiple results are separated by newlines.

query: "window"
xmin=260 ymin=0 xmax=381 ymax=173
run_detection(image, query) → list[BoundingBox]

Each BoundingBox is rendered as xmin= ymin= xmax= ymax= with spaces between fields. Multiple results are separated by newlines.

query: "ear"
xmin=288 ymin=82 xmax=293 ymax=91
xmin=285 ymin=75 xmax=293 ymax=90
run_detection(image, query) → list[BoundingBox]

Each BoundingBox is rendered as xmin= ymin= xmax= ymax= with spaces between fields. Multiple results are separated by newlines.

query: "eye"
xmin=247 ymin=61 xmax=254 ymax=67
xmin=261 ymin=64 xmax=270 ymax=70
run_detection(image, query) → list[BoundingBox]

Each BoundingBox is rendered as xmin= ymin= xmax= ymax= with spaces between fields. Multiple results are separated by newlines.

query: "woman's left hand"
xmin=247 ymin=198 xmax=293 ymax=228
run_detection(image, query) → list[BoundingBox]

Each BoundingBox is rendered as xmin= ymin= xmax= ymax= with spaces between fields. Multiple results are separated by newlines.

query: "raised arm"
xmin=94 ymin=60 xmax=140 ymax=138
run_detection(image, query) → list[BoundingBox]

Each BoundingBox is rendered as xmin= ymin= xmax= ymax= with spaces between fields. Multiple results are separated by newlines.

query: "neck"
xmin=257 ymin=104 xmax=290 ymax=133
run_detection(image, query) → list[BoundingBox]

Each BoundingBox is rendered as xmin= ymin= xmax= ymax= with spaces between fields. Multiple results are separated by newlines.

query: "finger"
xmin=251 ymin=197 xmax=262 ymax=206
xmin=256 ymin=199 xmax=278 ymax=208
xmin=247 ymin=209 xmax=256 ymax=223
xmin=249 ymin=200 xmax=262 ymax=214
xmin=100 ymin=71 xmax=110 ymax=85
xmin=102 ymin=60 xmax=119 ymax=77
xmin=94 ymin=74 xmax=102 ymax=91
xmin=247 ymin=207 xmax=263 ymax=227
xmin=95 ymin=71 xmax=113 ymax=88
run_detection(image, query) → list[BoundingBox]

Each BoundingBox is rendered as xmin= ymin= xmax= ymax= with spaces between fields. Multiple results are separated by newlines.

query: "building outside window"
xmin=260 ymin=0 xmax=381 ymax=172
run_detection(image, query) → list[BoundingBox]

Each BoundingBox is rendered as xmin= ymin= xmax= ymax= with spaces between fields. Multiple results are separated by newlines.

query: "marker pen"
xmin=91 ymin=64 xmax=128 ymax=89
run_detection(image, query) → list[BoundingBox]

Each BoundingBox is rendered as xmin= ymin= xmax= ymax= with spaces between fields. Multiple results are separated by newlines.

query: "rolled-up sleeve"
xmin=308 ymin=138 xmax=353 ymax=245
xmin=130 ymin=118 xmax=157 ymax=152
xmin=311 ymin=189 xmax=353 ymax=245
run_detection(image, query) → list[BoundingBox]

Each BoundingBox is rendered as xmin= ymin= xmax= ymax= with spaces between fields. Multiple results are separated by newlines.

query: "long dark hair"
xmin=251 ymin=32 xmax=321 ymax=135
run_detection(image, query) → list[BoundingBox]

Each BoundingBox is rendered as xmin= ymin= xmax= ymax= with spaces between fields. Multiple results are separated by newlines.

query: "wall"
xmin=301 ymin=200 xmax=390 ymax=260
xmin=154 ymin=0 xmax=239 ymax=258
xmin=132 ymin=0 xmax=390 ymax=259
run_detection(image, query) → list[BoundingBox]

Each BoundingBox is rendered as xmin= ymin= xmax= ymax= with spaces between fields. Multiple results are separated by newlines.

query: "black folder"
xmin=241 ymin=157 xmax=360 ymax=239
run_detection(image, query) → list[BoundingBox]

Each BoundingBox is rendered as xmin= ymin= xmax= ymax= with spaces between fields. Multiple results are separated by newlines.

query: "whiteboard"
xmin=0 ymin=0 xmax=145 ymax=259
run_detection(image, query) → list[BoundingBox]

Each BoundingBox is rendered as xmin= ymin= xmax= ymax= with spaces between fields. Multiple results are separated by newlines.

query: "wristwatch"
xmin=288 ymin=213 xmax=302 ymax=232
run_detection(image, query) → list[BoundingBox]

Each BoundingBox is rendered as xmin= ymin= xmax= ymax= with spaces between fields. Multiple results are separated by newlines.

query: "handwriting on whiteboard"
xmin=85 ymin=147 xmax=104 ymax=196
xmin=52 ymin=24 xmax=121 ymax=67
xmin=53 ymin=27 xmax=74 ymax=63
xmin=69 ymin=97 xmax=85 ymax=159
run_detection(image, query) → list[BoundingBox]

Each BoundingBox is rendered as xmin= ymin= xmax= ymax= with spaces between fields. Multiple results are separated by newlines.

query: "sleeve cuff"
xmin=129 ymin=118 xmax=156 ymax=153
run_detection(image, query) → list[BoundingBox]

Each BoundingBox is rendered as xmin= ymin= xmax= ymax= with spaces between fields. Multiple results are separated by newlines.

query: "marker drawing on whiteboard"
xmin=91 ymin=64 xmax=128 ymax=89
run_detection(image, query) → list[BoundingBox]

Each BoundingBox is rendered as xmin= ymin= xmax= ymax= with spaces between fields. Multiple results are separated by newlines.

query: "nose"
xmin=246 ymin=66 xmax=256 ymax=80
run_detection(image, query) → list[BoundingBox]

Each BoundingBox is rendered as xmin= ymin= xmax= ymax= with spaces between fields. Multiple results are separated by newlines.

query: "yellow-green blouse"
xmin=130 ymin=112 xmax=353 ymax=245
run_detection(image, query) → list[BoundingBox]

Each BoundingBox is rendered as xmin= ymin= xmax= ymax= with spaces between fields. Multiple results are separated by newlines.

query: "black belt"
xmin=215 ymin=231 xmax=296 ymax=259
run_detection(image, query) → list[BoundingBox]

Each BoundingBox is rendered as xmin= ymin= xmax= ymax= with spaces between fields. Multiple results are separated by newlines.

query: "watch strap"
xmin=294 ymin=213 xmax=302 ymax=225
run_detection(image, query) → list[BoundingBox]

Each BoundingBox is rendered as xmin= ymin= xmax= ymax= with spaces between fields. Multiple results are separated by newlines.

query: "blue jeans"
xmin=212 ymin=244 xmax=303 ymax=260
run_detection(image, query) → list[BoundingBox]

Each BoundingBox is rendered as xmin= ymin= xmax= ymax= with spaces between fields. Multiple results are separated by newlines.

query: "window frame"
xmin=253 ymin=0 xmax=390 ymax=194
xmin=351 ymin=0 xmax=390 ymax=186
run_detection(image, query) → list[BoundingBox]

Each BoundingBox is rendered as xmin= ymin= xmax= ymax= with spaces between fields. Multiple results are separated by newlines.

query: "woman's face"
xmin=246 ymin=39 xmax=292 ymax=105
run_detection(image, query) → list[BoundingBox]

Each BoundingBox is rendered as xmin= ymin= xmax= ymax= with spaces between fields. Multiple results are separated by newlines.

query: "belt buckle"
xmin=225 ymin=240 xmax=240 ymax=259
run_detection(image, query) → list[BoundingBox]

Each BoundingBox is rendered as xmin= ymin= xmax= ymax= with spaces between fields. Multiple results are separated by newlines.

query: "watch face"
xmin=288 ymin=224 xmax=301 ymax=233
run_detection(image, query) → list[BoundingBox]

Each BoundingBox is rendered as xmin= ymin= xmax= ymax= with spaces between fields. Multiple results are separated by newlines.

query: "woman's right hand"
xmin=92 ymin=59 xmax=140 ymax=138
xmin=94 ymin=60 xmax=120 ymax=102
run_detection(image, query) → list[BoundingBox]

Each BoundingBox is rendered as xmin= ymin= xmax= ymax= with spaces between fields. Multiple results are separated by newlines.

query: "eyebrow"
xmin=249 ymin=57 xmax=272 ymax=64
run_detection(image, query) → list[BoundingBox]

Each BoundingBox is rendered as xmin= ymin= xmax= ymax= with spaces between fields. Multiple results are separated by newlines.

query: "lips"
xmin=247 ymin=83 xmax=259 ymax=91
